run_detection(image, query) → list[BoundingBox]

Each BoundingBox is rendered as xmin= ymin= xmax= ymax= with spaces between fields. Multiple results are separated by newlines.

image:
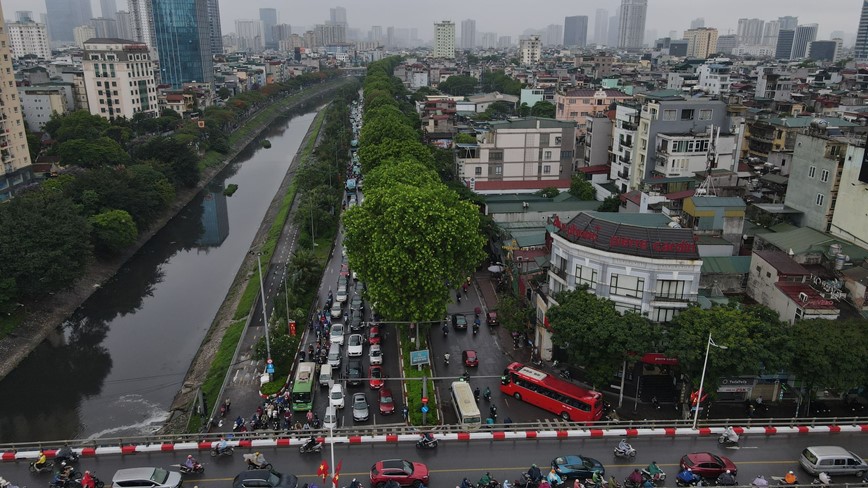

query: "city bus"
xmin=450 ymin=381 xmax=482 ymax=430
xmin=499 ymin=362 xmax=604 ymax=422
xmin=291 ymin=362 xmax=317 ymax=412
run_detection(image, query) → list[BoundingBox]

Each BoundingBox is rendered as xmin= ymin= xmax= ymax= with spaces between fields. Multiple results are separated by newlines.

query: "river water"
xmin=0 ymin=108 xmax=319 ymax=443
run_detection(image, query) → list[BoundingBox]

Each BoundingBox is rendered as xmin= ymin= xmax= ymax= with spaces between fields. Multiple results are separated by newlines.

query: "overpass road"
xmin=4 ymin=434 xmax=865 ymax=487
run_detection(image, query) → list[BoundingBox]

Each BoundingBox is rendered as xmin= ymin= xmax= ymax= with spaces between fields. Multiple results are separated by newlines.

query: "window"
xmin=663 ymin=110 xmax=677 ymax=121
xmin=540 ymin=133 xmax=550 ymax=146
xmin=543 ymin=150 xmax=552 ymax=160
xmin=652 ymin=308 xmax=678 ymax=322
xmin=569 ymin=111 xmax=578 ymax=117
xmin=554 ymin=136 xmax=562 ymax=145
xmin=474 ymin=167 xmax=482 ymax=176
xmin=543 ymin=165 xmax=551 ymax=174
xmin=820 ymin=169 xmax=829 ymax=182
xmin=489 ymin=150 xmax=503 ymax=161
xmin=609 ymin=274 xmax=644 ymax=298
xmin=494 ymin=165 xmax=503 ymax=175
xmin=699 ymin=109 xmax=713 ymax=120
xmin=816 ymin=193 xmax=825 ymax=206
xmin=575 ymin=265 xmax=598 ymax=288
xmin=681 ymin=109 xmax=695 ymax=120
xmin=656 ymin=280 xmax=687 ymax=300
xmin=808 ymin=166 xmax=816 ymax=178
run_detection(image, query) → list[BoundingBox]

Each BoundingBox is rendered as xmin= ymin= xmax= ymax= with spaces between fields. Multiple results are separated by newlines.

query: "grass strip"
xmin=399 ymin=326 xmax=439 ymax=425
xmin=189 ymin=318 xmax=246 ymax=432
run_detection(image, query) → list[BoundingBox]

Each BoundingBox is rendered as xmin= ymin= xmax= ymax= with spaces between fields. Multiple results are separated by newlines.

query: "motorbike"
xmin=514 ymin=473 xmax=539 ymax=488
xmin=614 ymin=441 xmax=637 ymax=459
xmin=717 ymin=475 xmax=737 ymax=487
xmin=750 ymin=476 xmax=769 ymax=488
xmin=172 ymin=463 xmax=205 ymax=475
xmin=299 ymin=441 xmax=323 ymax=454
xmin=210 ymin=446 xmax=234 ymax=457
xmin=29 ymin=461 xmax=55 ymax=474
xmin=444 ymin=354 xmax=450 ymax=365
xmin=54 ymin=451 xmax=80 ymax=465
xmin=243 ymin=455 xmax=273 ymax=471
xmin=443 ymin=326 xmax=449 ymax=337
xmin=675 ymin=474 xmax=702 ymax=487
xmin=641 ymin=469 xmax=666 ymax=484
xmin=473 ymin=323 xmax=479 ymax=335
xmin=717 ymin=428 xmax=740 ymax=446
xmin=416 ymin=438 xmax=438 ymax=449
xmin=232 ymin=417 xmax=247 ymax=432
xmin=477 ymin=480 xmax=501 ymax=488
xmin=483 ymin=387 xmax=492 ymax=402
xmin=559 ymin=369 xmax=572 ymax=381
xmin=811 ymin=473 xmax=831 ymax=486
xmin=86 ymin=474 xmax=107 ymax=488
xmin=489 ymin=405 xmax=498 ymax=421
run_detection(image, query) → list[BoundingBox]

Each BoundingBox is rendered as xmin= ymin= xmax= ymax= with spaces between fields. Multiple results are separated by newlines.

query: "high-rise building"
xmin=737 ymin=18 xmax=764 ymax=45
xmin=563 ymin=15 xmax=588 ymax=47
xmin=273 ymin=24 xmax=291 ymax=43
xmin=856 ymin=0 xmax=868 ymax=60
xmin=807 ymin=40 xmax=840 ymax=61
xmin=594 ymin=9 xmax=608 ymax=45
xmin=152 ymin=0 xmax=213 ymax=88
xmin=73 ymin=25 xmax=96 ymax=48
xmin=683 ymin=27 xmax=718 ymax=59
xmin=386 ymin=26 xmax=394 ymax=47
xmin=82 ymin=38 xmax=157 ymax=119
xmin=370 ymin=26 xmax=382 ymax=43
xmin=329 ymin=7 xmax=347 ymax=28
xmin=778 ymin=16 xmax=799 ymax=31
xmin=460 ymin=19 xmax=476 ymax=50
xmin=45 ymin=0 xmax=93 ymax=44
xmin=236 ymin=19 xmax=263 ymax=51
xmin=128 ymin=0 xmax=156 ymax=50
xmin=762 ymin=20 xmax=780 ymax=47
xmin=716 ymin=34 xmax=738 ymax=54
xmin=775 ymin=29 xmax=795 ymax=59
xmin=433 ymin=21 xmax=455 ymax=59
xmin=115 ymin=10 xmax=134 ymax=41
xmin=0 ymin=1 xmax=34 ymax=200
xmin=618 ymin=0 xmax=647 ymax=48
xmin=480 ymin=32 xmax=497 ymax=49
xmin=314 ymin=23 xmax=345 ymax=45
xmin=497 ymin=36 xmax=511 ymax=48
xmin=6 ymin=18 xmax=51 ymax=59
xmin=100 ymin=0 xmax=117 ymax=19
xmin=607 ymin=15 xmax=620 ymax=47
xmin=90 ymin=17 xmax=118 ymax=38
xmin=791 ymin=23 xmax=818 ymax=59
xmin=15 ymin=11 xmax=33 ymax=22
xmin=206 ymin=0 xmax=223 ymax=55
xmin=690 ymin=18 xmax=705 ymax=29
xmin=520 ymin=34 xmax=542 ymax=65
xmin=544 ymin=24 xmax=563 ymax=46
xmin=259 ymin=8 xmax=277 ymax=48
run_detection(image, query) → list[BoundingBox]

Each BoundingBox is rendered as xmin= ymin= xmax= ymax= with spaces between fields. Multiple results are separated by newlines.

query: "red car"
xmin=368 ymin=325 xmax=381 ymax=345
xmin=370 ymin=459 xmax=429 ymax=488
xmin=680 ymin=452 xmax=738 ymax=478
xmin=379 ymin=388 xmax=395 ymax=415
xmin=462 ymin=349 xmax=478 ymax=367
xmin=369 ymin=365 xmax=384 ymax=389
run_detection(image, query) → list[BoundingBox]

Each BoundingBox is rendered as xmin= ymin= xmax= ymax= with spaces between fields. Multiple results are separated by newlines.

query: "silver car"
xmin=352 ymin=392 xmax=369 ymax=422
xmin=112 ymin=468 xmax=182 ymax=488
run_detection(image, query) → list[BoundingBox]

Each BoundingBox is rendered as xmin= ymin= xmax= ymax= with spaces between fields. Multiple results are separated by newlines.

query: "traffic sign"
xmin=421 ymin=397 xmax=428 ymax=403
xmin=409 ymin=349 xmax=430 ymax=366
xmin=421 ymin=405 xmax=429 ymax=413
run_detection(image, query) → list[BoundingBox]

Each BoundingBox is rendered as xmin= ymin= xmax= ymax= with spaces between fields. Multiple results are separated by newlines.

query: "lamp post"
xmin=253 ymin=251 xmax=271 ymax=360
xmin=692 ymin=331 xmax=727 ymax=429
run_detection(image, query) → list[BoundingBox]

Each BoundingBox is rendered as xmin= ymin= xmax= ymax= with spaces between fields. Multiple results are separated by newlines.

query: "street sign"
xmin=421 ymin=397 xmax=428 ymax=403
xmin=421 ymin=405 xmax=429 ymax=413
xmin=409 ymin=349 xmax=430 ymax=366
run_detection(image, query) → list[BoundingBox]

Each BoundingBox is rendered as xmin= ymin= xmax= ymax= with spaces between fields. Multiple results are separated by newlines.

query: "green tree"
xmin=547 ymin=288 xmax=657 ymax=387
xmin=0 ymin=277 xmax=18 ymax=314
xmin=357 ymin=139 xmax=432 ymax=175
xmin=285 ymin=249 xmax=323 ymax=294
xmin=496 ymin=293 xmax=535 ymax=333
xmin=361 ymin=159 xmax=441 ymax=193
xmin=483 ymin=100 xmax=515 ymax=118
xmin=133 ymin=136 xmax=200 ymax=187
xmin=411 ymin=86 xmax=441 ymax=102
xmin=217 ymin=87 xmax=231 ymax=99
xmin=56 ymin=137 xmax=131 ymax=168
xmin=26 ymin=129 xmax=41 ymax=162
xmin=518 ymin=103 xmax=531 ymax=117
xmin=43 ymin=110 xmax=111 ymax=144
xmin=597 ymin=194 xmax=621 ymax=212
xmin=480 ymin=70 xmax=523 ymax=96
xmin=569 ymin=176 xmax=596 ymax=200
xmin=530 ymin=101 xmax=557 ymax=118
xmin=89 ymin=209 xmax=138 ymax=254
xmin=454 ymin=133 xmax=477 ymax=144
xmin=788 ymin=319 xmax=868 ymax=405
xmin=359 ymin=105 xmax=418 ymax=147
xmin=535 ymin=187 xmax=560 ymax=198
xmin=437 ymin=75 xmax=479 ymax=96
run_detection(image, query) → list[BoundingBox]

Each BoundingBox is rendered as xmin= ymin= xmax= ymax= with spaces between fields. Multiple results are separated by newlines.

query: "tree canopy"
xmin=437 ymin=75 xmax=479 ymax=96
xmin=788 ymin=318 xmax=868 ymax=399
xmin=569 ymin=176 xmax=596 ymax=201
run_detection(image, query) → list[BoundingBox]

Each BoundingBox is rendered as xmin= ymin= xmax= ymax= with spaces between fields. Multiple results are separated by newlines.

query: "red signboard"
xmin=552 ymin=216 xmax=698 ymax=255
xmin=641 ymin=353 xmax=679 ymax=365
xmin=288 ymin=320 xmax=296 ymax=336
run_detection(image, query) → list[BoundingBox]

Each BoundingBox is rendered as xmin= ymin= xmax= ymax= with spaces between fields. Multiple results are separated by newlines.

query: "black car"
xmin=452 ymin=314 xmax=467 ymax=330
xmin=347 ymin=359 xmax=363 ymax=386
xmin=350 ymin=310 xmax=364 ymax=332
xmin=233 ymin=471 xmax=298 ymax=488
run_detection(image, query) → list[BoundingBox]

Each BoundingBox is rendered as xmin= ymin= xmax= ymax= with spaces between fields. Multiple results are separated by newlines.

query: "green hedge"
xmin=399 ymin=325 xmax=439 ymax=425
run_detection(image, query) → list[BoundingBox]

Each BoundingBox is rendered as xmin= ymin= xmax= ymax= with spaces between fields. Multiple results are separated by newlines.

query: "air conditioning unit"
xmin=798 ymin=292 xmax=809 ymax=303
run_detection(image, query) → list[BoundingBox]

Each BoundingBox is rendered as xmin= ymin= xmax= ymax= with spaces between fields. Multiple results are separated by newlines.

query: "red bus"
xmin=500 ymin=362 xmax=604 ymax=422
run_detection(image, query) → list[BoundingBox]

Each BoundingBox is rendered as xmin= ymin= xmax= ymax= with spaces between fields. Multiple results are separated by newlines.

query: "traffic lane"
xmin=8 ymin=434 xmax=866 ymax=486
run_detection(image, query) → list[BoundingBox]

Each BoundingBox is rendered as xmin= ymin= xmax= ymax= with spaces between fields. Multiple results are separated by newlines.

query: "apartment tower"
xmin=0 ymin=2 xmax=34 ymax=200
xmin=618 ymin=0 xmax=647 ymax=48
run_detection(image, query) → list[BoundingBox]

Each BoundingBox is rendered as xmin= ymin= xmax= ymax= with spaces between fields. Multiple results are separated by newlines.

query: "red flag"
xmin=332 ymin=460 xmax=343 ymax=486
xmin=318 ymin=461 xmax=329 ymax=482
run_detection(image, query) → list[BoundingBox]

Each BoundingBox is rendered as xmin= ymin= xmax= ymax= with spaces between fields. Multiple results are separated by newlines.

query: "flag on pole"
xmin=318 ymin=461 xmax=329 ymax=482
xmin=332 ymin=460 xmax=343 ymax=487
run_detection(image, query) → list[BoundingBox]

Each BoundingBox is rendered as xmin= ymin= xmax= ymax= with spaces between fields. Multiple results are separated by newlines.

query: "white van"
xmin=327 ymin=342 xmax=342 ymax=368
xmin=319 ymin=364 xmax=333 ymax=387
xmin=799 ymin=446 xmax=868 ymax=477
xmin=323 ymin=406 xmax=338 ymax=429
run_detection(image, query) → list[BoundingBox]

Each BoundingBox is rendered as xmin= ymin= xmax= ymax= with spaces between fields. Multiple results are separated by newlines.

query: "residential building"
xmin=433 ymin=21 xmax=455 ymax=59
xmin=460 ymin=19 xmax=475 ymax=50
xmin=520 ymin=35 xmax=541 ymax=66
xmin=563 ymin=16 xmax=588 ymax=47
xmin=83 ymin=38 xmax=158 ymax=119
xmin=152 ymin=0 xmax=213 ymax=88
xmin=762 ymin=20 xmax=780 ymax=47
xmin=807 ymin=40 xmax=840 ymax=62
xmin=6 ymin=18 xmax=51 ymax=59
xmin=618 ymin=0 xmax=647 ymax=49
xmin=314 ymin=23 xmax=345 ymax=45
xmin=91 ymin=17 xmax=118 ymax=38
xmin=690 ymin=18 xmax=705 ymax=29
xmin=0 ymin=1 xmax=34 ymax=201
xmin=329 ymin=7 xmax=347 ymax=28
xmin=775 ymin=29 xmax=795 ymax=60
xmin=668 ymin=39 xmax=689 ymax=57
xmin=260 ymin=8 xmax=277 ymax=48
xmin=370 ymin=25 xmax=382 ymax=43
xmin=584 ymin=115 xmax=613 ymax=166
xmin=236 ymin=19 xmax=264 ymax=52
xmin=497 ymin=36 xmax=511 ymax=48
xmin=520 ymin=88 xmax=546 ymax=108
xmin=115 ymin=10 xmax=134 ymax=41
xmin=653 ymin=129 xmax=737 ymax=180
xmin=829 ymin=144 xmax=868 ymax=248
xmin=128 ymin=0 xmax=155 ymax=51
xmin=791 ymin=24 xmax=818 ymax=59
xmin=555 ymin=88 xmax=630 ymax=133
xmin=682 ymin=196 xmax=746 ymax=250
xmin=455 ymin=117 xmax=576 ymax=192
xmin=737 ymin=18 xmax=764 ymax=45
xmin=783 ymin=131 xmax=848 ymax=233
xmin=716 ymin=35 xmax=738 ymax=54
xmin=480 ymin=32 xmax=497 ymax=49
xmin=746 ymin=250 xmax=839 ymax=324
xmin=857 ymin=0 xmax=868 ymax=60
xmin=206 ymin=0 xmax=223 ymax=55
xmin=610 ymin=103 xmax=640 ymax=193
xmin=73 ymin=25 xmax=96 ymax=49
xmin=594 ymin=9 xmax=608 ymax=45
xmin=755 ymin=67 xmax=792 ymax=102
xmin=591 ymin=53 xmax=616 ymax=78
xmin=543 ymin=24 xmax=563 ymax=47
xmin=683 ymin=27 xmax=718 ymax=59
xmin=420 ymin=98 xmax=456 ymax=140
xmin=45 ymin=0 xmax=92 ymax=44
xmin=273 ymin=24 xmax=291 ymax=43
xmin=696 ymin=63 xmax=731 ymax=95
xmin=19 ymin=85 xmax=72 ymax=130
xmin=100 ymin=0 xmax=117 ymax=19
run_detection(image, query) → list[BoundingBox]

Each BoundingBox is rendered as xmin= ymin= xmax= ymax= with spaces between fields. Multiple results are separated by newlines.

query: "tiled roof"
xmin=562 ymin=88 xmax=630 ymax=98
xmin=754 ymin=250 xmax=810 ymax=276
xmin=775 ymin=283 xmax=838 ymax=310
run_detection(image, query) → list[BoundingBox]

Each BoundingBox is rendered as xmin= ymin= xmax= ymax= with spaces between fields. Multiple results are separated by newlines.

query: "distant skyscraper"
xmin=690 ymin=18 xmax=705 ymax=29
xmin=370 ymin=25 xmax=383 ymax=42
xmin=116 ymin=10 xmax=134 ymax=40
xmin=74 ymin=25 xmax=96 ymax=48
xmin=45 ymin=0 xmax=93 ymax=43
xmin=152 ymin=0 xmax=213 ymax=88
xmin=6 ymin=17 xmax=51 ymax=59
xmin=607 ymin=15 xmax=620 ymax=47
xmin=272 ymin=24 xmax=291 ymax=43
xmin=563 ymin=15 xmax=588 ymax=47
xmin=15 ymin=11 xmax=33 ymax=22
xmin=775 ymin=29 xmax=795 ymax=59
xmin=762 ymin=20 xmax=780 ymax=47
xmin=594 ymin=9 xmax=608 ymax=45
xmin=520 ymin=34 xmax=542 ymax=65
xmin=716 ymin=34 xmax=738 ymax=54
xmin=807 ymin=40 xmax=840 ymax=61
xmin=856 ymin=1 xmax=868 ymax=60
xmin=618 ymin=0 xmax=647 ymax=48
xmin=129 ymin=0 xmax=155 ymax=50
xmin=481 ymin=32 xmax=497 ymax=49
xmin=778 ymin=16 xmax=799 ymax=31
xmin=206 ymin=0 xmax=223 ymax=55
xmin=386 ymin=26 xmax=394 ymax=47
xmin=236 ymin=19 xmax=264 ymax=51
xmin=90 ymin=17 xmax=118 ymax=38
xmin=259 ymin=8 xmax=277 ymax=48
xmin=329 ymin=7 xmax=347 ymax=28
xmin=683 ymin=27 xmax=718 ymax=58
xmin=460 ymin=19 xmax=476 ymax=50
xmin=791 ymin=24 xmax=818 ymax=59
xmin=544 ymin=24 xmax=563 ymax=46
xmin=433 ymin=21 xmax=455 ymax=58
xmin=737 ymin=18 xmax=764 ymax=45
xmin=100 ymin=0 xmax=117 ymax=19
xmin=497 ymin=36 xmax=511 ymax=48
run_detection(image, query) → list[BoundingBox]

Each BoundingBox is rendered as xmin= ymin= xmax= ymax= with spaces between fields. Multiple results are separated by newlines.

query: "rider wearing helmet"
xmin=184 ymin=455 xmax=197 ymax=470
xmin=81 ymin=471 xmax=95 ymax=488
xmin=783 ymin=472 xmax=797 ymax=485
xmin=627 ymin=470 xmax=643 ymax=487
xmin=528 ymin=465 xmax=542 ymax=483
xmin=717 ymin=470 xmax=736 ymax=486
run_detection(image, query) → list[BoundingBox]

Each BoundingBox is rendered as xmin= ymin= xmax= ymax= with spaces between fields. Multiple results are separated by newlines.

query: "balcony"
xmin=751 ymin=134 xmax=774 ymax=144
xmin=620 ymin=138 xmax=633 ymax=148
xmin=648 ymin=291 xmax=698 ymax=304
xmin=618 ymin=154 xmax=631 ymax=164
xmin=551 ymin=266 xmax=567 ymax=280
xmin=618 ymin=168 xmax=629 ymax=179
xmin=621 ymin=122 xmax=638 ymax=131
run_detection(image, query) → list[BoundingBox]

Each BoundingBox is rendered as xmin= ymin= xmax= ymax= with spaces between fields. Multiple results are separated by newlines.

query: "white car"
xmin=347 ymin=334 xmax=364 ymax=357
xmin=323 ymin=405 xmax=338 ymax=429
xmin=330 ymin=300 xmax=343 ymax=318
xmin=329 ymin=383 xmax=345 ymax=409
xmin=336 ymin=285 xmax=348 ymax=303
xmin=368 ymin=344 xmax=382 ymax=365
xmin=330 ymin=324 xmax=345 ymax=345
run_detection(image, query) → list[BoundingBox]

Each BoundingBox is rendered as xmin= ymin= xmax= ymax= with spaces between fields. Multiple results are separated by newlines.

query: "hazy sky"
xmin=6 ymin=0 xmax=862 ymax=41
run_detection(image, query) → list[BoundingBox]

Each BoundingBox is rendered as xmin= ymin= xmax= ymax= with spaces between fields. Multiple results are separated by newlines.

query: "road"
xmin=6 ymin=434 xmax=866 ymax=487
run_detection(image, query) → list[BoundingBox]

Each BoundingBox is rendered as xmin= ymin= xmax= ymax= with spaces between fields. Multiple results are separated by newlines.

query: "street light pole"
xmin=692 ymin=331 xmax=727 ymax=429
xmin=254 ymin=251 xmax=271 ymax=360
xmin=329 ymin=427 xmax=336 ymax=488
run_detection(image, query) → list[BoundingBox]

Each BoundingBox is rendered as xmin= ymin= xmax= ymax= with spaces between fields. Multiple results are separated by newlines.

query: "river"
xmin=0 ymin=108 xmax=319 ymax=443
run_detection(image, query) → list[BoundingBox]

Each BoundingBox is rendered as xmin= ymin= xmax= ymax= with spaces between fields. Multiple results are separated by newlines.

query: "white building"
xmin=0 ymin=1 xmax=34 ymax=201
xmin=82 ymin=38 xmax=158 ymax=120
xmin=19 ymin=85 xmax=72 ymax=130
xmin=696 ymin=63 xmax=731 ymax=95
xmin=73 ymin=25 xmax=96 ymax=48
xmin=610 ymin=103 xmax=640 ymax=193
xmin=6 ymin=19 xmax=51 ymax=59
xmin=433 ymin=21 xmax=455 ymax=59
xmin=520 ymin=35 xmax=541 ymax=66
xmin=746 ymin=250 xmax=839 ymax=324
xmin=235 ymin=19 xmax=264 ymax=52
xmin=829 ymin=144 xmax=868 ymax=248
xmin=653 ymin=128 xmax=737 ymax=178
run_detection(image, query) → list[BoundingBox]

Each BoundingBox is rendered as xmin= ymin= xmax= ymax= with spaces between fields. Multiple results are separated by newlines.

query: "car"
xmin=347 ymin=334 xmax=364 ymax=357
xmin=322 ymin=405 xmax=338 ymax=429
xmin=351 ymin=295 xmax=362 ymax=312
xmin=339 ymin=263 xmax=350 ymax=280
xmin=336 ymin=285 xmax=348 ymax=303
xmin=378 ymin=388 xmax=395 ymax=415
xmin=111 ymin=468 xmax=182 ymax=488
xmin=462 ymin=349 xmax=479 ymax=367
xmin=679 ymin=452 xmax=738 ymax=479
xmin=347 ymin=359 xmax=363 ymax=386
xmin=352 ymin=392 xmax=369 ymax=421
xmin=370 ymin=459 xmax=430 ymax=488
xmin=330 ymin=301 xmax=343 ymax=318
xmin=368 ymin=325 xmax=381 ymax=345
xmin=369 ymin=365 xmax=384 ymax=389
xmin=350 ymin=310 xmax=364 ymax=332
xmin=452 ymin=314 xmax=467 ymax=330
xmin=232 ymin=470 xmax=298 ymax=488
xmin=486 ymin=311 xmax=499 ymax=326
xmin=330 ymin=324 xmax=345 ymax=345
xmin=369 ymin=344 xmax=383 ymax=365
xmin=354 ymin=281 xmax=365 ymax=293
xmin=329 ymin=383 xmax=345 ymax=409
xmin=551 ymin=455 xmax=605 ymax=480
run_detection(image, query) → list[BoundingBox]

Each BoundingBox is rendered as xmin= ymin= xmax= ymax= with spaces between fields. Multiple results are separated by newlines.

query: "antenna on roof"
xmin=696 ymin=124 xmax=719 ymax=197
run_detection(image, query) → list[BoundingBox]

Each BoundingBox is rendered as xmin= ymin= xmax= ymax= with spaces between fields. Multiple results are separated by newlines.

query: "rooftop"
xmin=474 ymin=178 xmax=573 ymax=193
xmin=688 ymin=196 xmax=747 ymax=209
xmin=758 ymin=227 xmax=868 ymax=261
xmin=484 ymin=192 xmax=600 ymax=214
xmin=766 ymin=116 xmax=859 ymax=129
xmin=561 ymin=88 xmax=631 ymax=98
xmin=487 ymin=117 xmax=576 ymax=130
xmin=775 ymin=283 xmax=838 ymax=310
xmin=754 ymin=250 xmax=811 ymax=276
xmin=701 ymin=256 xmax=751 ymax=274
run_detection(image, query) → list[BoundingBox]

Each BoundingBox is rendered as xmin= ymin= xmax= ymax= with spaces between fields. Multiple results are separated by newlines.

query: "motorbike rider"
xmin=217 ymin=437 xmax=229 ymax=454
xmin=479 ymin=472 xmax=495 ymax=488
xmin=527 ymin=464 xmax=543 ymax=483
xmin=34 ymin=450 xmax=48 ymax=470
xmin=461 ymin=478 xmax=474 ymax=488
xmin=444 ymin=353 xmax=450 ymax=364
xmin=722 ymin=426 xmax=738 ymax=443
xmin=783 ymin=471 xmax=797 ymax=485
xmin=617 ymin=439 xmax=633 ymax=454
xmin=248 ymin=452 xmax=268 ymax=469
xmin=80 ymin=471 xmax=95 ymax=488
xmin=547 ymin=469 xmax=563 ymax=487
xmin=55 ymin=445 xmax=76 ymax=464
xmin=349 ymin=479 xmax=362 ymax=488
xmin=184 ymin=454 xmax=198 ymax=470
xmin=420 ymin=432 xmax=435 ymax=446
xmin=750 ymin=475 xmax=767 ymax=488
xmin=474 ymin=387 xmax=481 ymax=401
xmin=816 ymin=473 xmax=831 ymax=486
xmin=645 ymin=462 xmax=663 ymax=480
xmin=717 ymin=470 xmax=736 ymax=486
xmin=484 ymin=387 xmax=492 ymax=400
xmin=591 ymin=471 xmax=604 ymax=488
xmin=573 ymin=479 xmax=583 ymax=488
xmin=677 ymin=468 xmax=698 ymax=486
xmin=51 ymin=472 xmax=68 ymax=488
xmin=626 ymin=470 xmax=643 ymax=488
xmin=303 ymin=435 xmax=318 ymax=451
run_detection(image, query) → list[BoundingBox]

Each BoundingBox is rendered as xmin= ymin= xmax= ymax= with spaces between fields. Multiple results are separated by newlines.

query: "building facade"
xmin=594 ymin=9 xmax=608 ymax=45
xmin=696 ymin=63 xmax=731 ymax=94
xmin=236 ymin=19 xmax=264 ymax=52
xmin=683 ymin=27 xmax=718 ymax=59
xmin=45 ymin=0 xmax=92 ymax=44
xmin=259 ymin=8 xmax=277 ymax=48
xmin=206 ymin=0 xmax=223 ymax=55
xmin=857 ymin=0 xmax=868 ymax=60
xmin=555 ymin=88 xmax=630 ymax=132
xmin=460 ymin=19 xmax=476 ymax=50
xmin=563 ymin=16 xmax=588 ymax=47
xmin=83 ymin=38 xmax=158 ymax=119
xmin=783 ymin=131 xmax=848 ymax=233
xmin=618 ymin=0 xmax=647 ymax=49
xmin=746 ymin=250 xmax=839 ymax=324
xmin=0 ymin=2 xmax=34 ymax=201
xmin=433 ymin=21 xmax=455 ymax=59
xmin=737 ymin=18 xmax=764 ymax=45
xmin=829 ymin=144 xmax=868 ymax=248
xmin=6 ymin=19 xmax=50 ymax=59
xmin=610 ymin=103 xmax=640 ymax=192
xmin=19 ymin=86 xmax=71 ymax=130
xmin=807 ymin=40 xmax=840 ymax=62
xmin=791 ymin=24 xmax=818 ymax=59
xmin=774 ymin=29 xmax=795 ymax=60
xmin=128 ymin=0 xmax=156 ymax=51
xmin=152 ymin=0 xmax=213 ymax=88
xmin=520 ymin=35 xmax=541 ymax=66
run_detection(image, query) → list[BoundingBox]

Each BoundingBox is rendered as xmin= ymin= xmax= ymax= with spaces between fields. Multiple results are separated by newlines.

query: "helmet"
xmin=255 ymin=452 xmax=260 ymax=456
xmin=533 ymin=465 xmax=537 ymax=468
xmin=687 ymin=469 xmax=692 ymax=472
xmin=788 ymin=472 xmax=793 ymax=475
xmin=85 ymin=471 xmax=90 ymax=475
xmin=187 ymin=455 xmax=193 ymax=459
xmin=726 ymin=471 xmax=731 ymax=474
